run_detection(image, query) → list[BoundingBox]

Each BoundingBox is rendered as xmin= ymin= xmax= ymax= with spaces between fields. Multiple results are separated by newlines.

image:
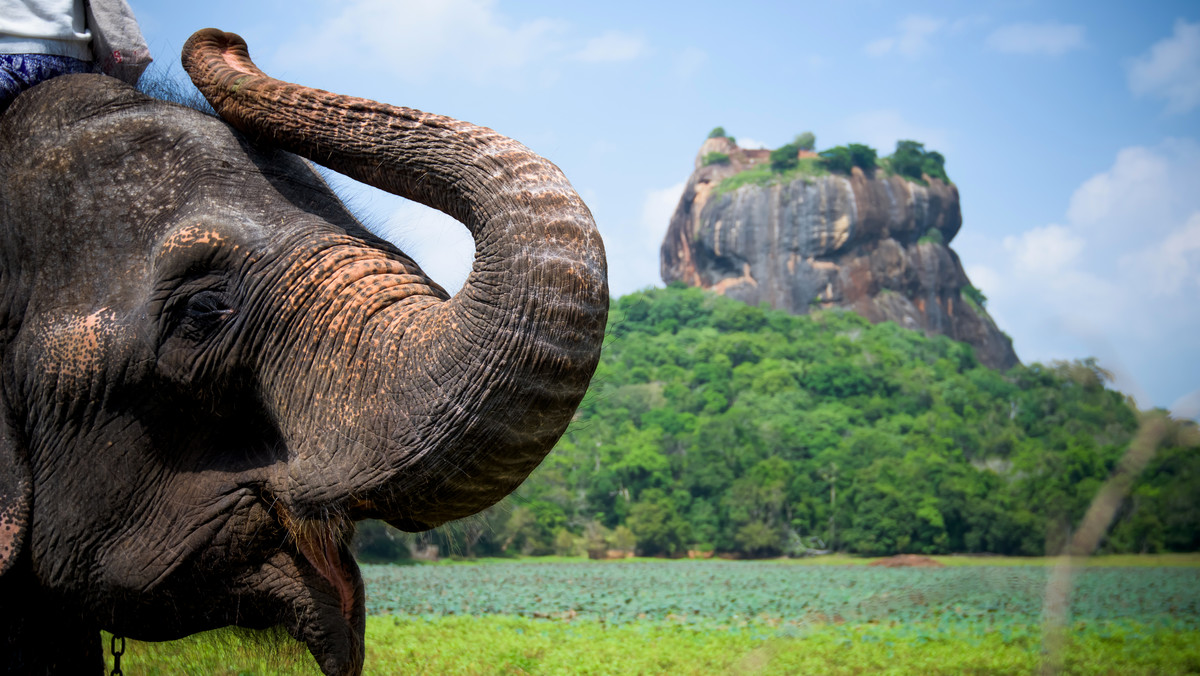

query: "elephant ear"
xmin=0 ymin=405 xmax=30 ymax=576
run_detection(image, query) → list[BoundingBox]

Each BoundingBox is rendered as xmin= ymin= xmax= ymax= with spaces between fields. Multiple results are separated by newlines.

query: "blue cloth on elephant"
xmin=0 ymin=53 xmax=91 ymax=110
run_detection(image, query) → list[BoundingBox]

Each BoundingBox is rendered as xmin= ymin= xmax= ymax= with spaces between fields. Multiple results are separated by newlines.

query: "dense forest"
xmin=357 ymin=285 xmax=1199 ymax=561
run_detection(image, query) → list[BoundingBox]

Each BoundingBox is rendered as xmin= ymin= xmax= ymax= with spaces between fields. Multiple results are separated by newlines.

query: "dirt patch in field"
xmin=868 ymin=554 xmax=945 ymax=568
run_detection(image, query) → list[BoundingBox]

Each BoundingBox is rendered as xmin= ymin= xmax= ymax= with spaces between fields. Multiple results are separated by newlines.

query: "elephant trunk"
xmin=182 ymin=30 xmax=607 ymax=529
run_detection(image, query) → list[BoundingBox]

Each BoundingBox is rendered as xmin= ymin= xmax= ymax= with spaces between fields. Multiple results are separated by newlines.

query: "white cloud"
xmin=1128 ymin=19 xmax=1200 ymax=114
xmin=574 ymin=31 xmax=646 ymax=63
xmin=1003 ymin=224 xmax=1084 ymax=272
xmin=947 ymin=15 xmax=993 ymax=35
xmin=273 ymin=0 xmax=640 ymax=86
xmin=736 ymin=137 xmax=768 ymax=150
xmin=865 ymin=15 xmax=946 ymax=58
xmin=673 ymin=47 xmax=708 ymax=79
xmin=1120 ymin=211 xmax=1200 ymax=296
xmin=1066 ymin=146 xmax=1171 ymax=228
xmin=985 ymin=22 xmax=1085 ymax=56
xmin=1065 ymin=139 xmax=1200 ymax=253
xmin=1153 ymin=212 xmax=1200 ymax=293
xmin=839 ymin=110 xmax=952 ymax=155
xmin=965 ymin=138 xmax=1200 ymax=409
xmin=964 ymin=263 xmax=1003 ymax=300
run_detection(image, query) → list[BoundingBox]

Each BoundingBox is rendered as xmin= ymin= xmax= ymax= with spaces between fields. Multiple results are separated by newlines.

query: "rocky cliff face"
xmin=661 ymin=137 xmax=1018 ymax=370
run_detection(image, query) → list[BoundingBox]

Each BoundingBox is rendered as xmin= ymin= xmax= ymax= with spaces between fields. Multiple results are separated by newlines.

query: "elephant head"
xmin=0 ymin=28 xmax=607 ymax=675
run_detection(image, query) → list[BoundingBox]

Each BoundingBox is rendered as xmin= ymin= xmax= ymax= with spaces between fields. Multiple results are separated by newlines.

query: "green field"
xmin=108 ymin=557 xmax=1200 ymax=674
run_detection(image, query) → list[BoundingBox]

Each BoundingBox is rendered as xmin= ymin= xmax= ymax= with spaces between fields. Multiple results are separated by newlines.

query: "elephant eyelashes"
xmin=175 ymin=290 xmax=235 ymax=341
xmin=186 ymin=290 xmax=233 ymax=317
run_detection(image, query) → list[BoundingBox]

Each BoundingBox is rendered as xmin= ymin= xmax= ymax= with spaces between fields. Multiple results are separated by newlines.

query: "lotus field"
xmin=361 ymin=560 xmax=1200 ymax=629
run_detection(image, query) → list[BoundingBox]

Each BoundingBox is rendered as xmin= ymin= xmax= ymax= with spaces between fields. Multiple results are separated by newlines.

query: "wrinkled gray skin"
xmin=0 ymin=30 xmax=607 ymax=675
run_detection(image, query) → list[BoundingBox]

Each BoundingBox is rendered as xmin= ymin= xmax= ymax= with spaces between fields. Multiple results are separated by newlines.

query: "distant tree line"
xmin=357 ymin=265 xmax=1196 ymax=562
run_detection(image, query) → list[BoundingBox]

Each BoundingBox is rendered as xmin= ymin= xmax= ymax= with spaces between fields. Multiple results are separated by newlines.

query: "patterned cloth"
xmin=0 ymin=53 xmax=91 ymax=111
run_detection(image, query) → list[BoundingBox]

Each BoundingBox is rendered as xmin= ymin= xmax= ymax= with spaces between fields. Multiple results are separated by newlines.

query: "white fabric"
xmin=0 ymin=0 xmax=92 ymax=60
xmin=84 ymin=0 xmax=150 ymax=83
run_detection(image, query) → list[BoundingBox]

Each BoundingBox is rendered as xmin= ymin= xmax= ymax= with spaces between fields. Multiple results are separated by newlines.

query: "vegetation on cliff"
xmin=710 ymin=129 xmax=953 ymax=196
xmin=818 ymin=142 xmax=879 ymax=174
xmin=769 ymin=133 xmax=817 ymax=171
xmin=961 ymin=283 xmax=988 ymax=310
xmin=361 ymin=286 xmax=1198 ymax=561
xmin=886 ymin=140 xmax=950 ymax=183
xmin=709 ymin=157 xmax=830 ymax=197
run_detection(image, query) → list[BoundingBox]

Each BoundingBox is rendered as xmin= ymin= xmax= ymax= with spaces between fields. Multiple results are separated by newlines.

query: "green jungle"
xmin=357 ymin=284 xmax=1200 ymax=563
xmin=121 ymin=286 xmax=1200 ymax=674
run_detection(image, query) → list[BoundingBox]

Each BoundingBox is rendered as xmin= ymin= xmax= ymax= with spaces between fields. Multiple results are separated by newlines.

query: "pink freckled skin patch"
xmin=35 ymin=309 xmax=120 ymax=380
xmin=162 ymin=225 xmax=228 ymax=252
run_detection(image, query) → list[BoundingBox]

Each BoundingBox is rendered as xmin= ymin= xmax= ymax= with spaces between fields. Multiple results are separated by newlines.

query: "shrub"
xmin=961 ymin=284 xmax=987 ymax=309
xmin=819 ymin=146 xmax=853 ymax=173
xmin=917 ymin=227 xmax=944 ymax=245
xmin=702 ymin=151 xmax=731 ymax=166
xmin=890 ymin=140 xmax=924 ymax=178
xmin=770 ymin=143 xmax=800 ymax=172
xmin=608 ymin=525 xmax=638 ymax=552
xmin=923 ymin=151 xmax=948 ymax=180
xmin=847 ymin=143 xmax=878 ymax=172
xmin=888 ymin=140 xmax=950 ymax=183
xmin=769 ymin=133 xmax=818 ymax=172
xmin=818 ymin=143 xmax=877 ymax=174
xmin=708 ymin=126 xmax=727 ymax=139
xmin=553 ymin=528 xmax=583 ymax=556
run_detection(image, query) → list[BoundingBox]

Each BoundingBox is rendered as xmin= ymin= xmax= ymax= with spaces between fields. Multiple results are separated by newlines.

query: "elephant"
xmin=0 ymin=28 xmax=607 ymax=675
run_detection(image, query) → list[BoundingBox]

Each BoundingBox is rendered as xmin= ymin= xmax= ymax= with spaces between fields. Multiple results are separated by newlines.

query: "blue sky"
xmin=127 ymin=1 xmax=1199 ymax=417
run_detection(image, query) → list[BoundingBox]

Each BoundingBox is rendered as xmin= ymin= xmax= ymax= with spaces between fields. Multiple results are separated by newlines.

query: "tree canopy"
xmin=819 ymin=143 xmax=878 ymax=174
xmin=362 ymin=286 xmax=1198 ymax=560
xmin=886 ymin=140 xmax=950 ymax=183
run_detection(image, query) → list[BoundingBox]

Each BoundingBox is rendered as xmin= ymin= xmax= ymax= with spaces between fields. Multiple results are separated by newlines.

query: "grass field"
xmin=106 ymin=555 xmax=1200 ymax=675
xmin=109 ymin=616 xmax=1200 ymax=675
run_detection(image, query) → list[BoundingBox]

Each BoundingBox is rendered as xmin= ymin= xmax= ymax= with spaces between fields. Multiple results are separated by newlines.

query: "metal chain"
xmin=110 ymin=634 xmax=125 ymax=676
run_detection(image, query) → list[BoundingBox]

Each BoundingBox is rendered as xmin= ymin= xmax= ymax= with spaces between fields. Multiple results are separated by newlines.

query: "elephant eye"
xmin=186 ymin=290 xmax=234 ymax=318
xmin=177 ymin=289 xmax=235 ymax=340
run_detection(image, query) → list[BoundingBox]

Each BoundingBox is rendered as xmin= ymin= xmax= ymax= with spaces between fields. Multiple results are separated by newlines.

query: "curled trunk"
xmin=183 ymin=30 xmax=608 ymax=529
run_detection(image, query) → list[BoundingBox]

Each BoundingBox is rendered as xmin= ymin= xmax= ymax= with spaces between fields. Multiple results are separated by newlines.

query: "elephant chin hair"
xmin=277 ymin=507 xmax=358 ymax=624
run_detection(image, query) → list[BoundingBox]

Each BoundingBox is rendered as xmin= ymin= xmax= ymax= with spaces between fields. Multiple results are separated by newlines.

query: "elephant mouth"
xmin=291 ymin=518 xmax=358 ymax=624
xmin=276 ymin=508 xmax=365 ymax=675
